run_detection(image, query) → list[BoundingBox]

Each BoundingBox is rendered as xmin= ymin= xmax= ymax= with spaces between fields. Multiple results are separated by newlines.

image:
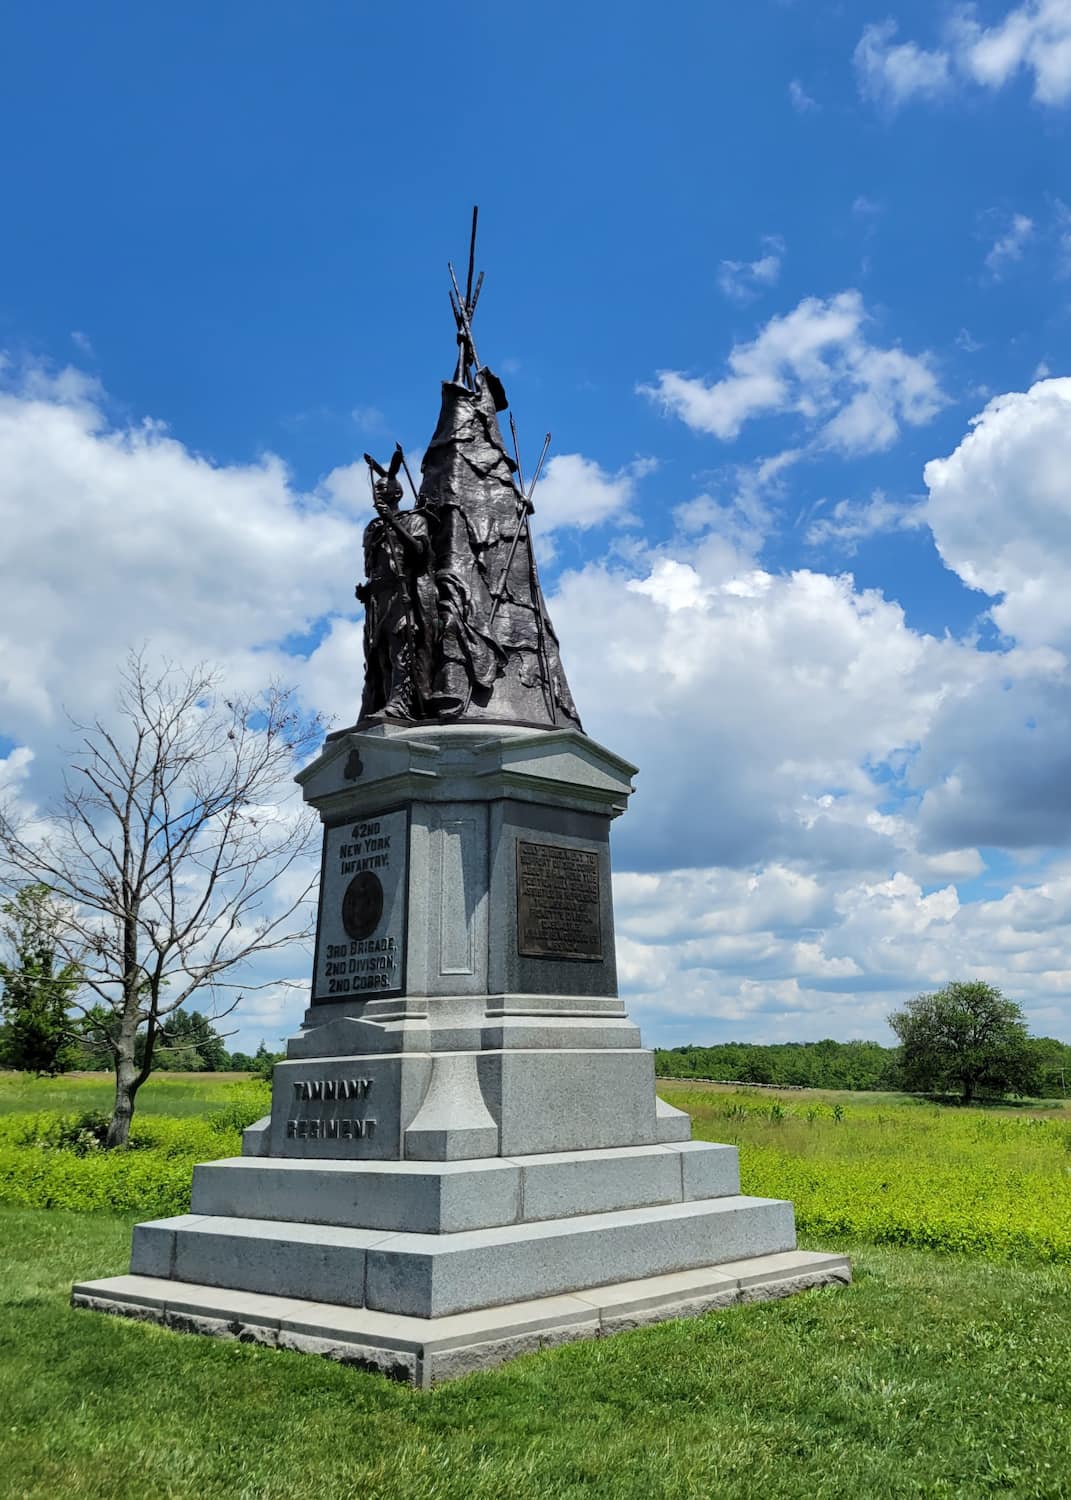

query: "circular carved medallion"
xmin=341 ymin=870 xmax=384 ymax=940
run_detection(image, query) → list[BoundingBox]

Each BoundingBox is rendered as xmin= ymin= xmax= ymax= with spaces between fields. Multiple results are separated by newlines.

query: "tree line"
xmin=656 ymin=985 xmax=1071 ymax=1102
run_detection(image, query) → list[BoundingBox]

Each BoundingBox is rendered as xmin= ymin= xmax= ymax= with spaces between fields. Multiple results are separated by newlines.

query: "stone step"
xmin=130 ymin=1193 xmax=796 ymax=1319
xmin=191 ymin=1141 xmax=740 ymax=1234
xmin=73 ymin=1248 xmax=851 ymax=1387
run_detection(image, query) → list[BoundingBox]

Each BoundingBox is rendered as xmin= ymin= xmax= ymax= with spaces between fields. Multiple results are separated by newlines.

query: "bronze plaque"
xmin=516 ymin=840 xmax=603 ymax=961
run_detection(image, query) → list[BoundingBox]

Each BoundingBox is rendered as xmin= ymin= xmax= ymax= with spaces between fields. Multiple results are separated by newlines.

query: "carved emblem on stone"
xmin=341 ymin=870 xmax=385 ymax=941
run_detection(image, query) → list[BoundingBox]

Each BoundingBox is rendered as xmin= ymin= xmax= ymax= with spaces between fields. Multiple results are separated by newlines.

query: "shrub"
xmin=0 ymin=1082 xmax=270 ymax=1217
xmin=660 ymin=1086 xmax=1071 ymax=1266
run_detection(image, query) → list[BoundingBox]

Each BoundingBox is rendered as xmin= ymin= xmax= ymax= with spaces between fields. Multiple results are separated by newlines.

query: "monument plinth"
xmin=74 ymin=215 xmax=849 ymax=1384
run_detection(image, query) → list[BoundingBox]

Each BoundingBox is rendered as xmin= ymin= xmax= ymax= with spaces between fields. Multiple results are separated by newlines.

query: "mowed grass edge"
xmin=1 ymin=1207 xmax=1069 ymax=1500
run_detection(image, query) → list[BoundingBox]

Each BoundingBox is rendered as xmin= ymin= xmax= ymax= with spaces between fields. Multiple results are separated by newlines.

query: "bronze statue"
xmin=356 ymin=449 xmax=437 ymax=722
xmin=355 ymin=211 xmax=582 ymax=734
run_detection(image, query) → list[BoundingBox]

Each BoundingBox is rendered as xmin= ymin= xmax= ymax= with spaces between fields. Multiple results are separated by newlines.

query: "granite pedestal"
xmin=74 ymin=723 xmax=849 ymax=1382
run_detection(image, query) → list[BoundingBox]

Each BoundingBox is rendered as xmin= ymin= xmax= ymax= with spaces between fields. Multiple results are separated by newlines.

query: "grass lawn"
xmin=2 ymin=1073 xmax=1070 ymax=1497
xmin=1 ymin=1208 xmax=1068 ymax=1499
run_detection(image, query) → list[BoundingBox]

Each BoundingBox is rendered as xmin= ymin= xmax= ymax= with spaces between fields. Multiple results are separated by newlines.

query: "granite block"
xmin=365 ymin=1195 xmax=797 ymax=1318
xmin=518 ymin=1145 xmax=681 ymax=1221
xmin=570 ymin=1264 xmax=735 ymax=1315
xmin=676 ymin=1141 xmax=741 ymax=1200
xmin=480 ymin=1048 xmax=660 ymax=1156
xmin=165 ymin=1216 xmax=393 ymax=1307
xmin=193 ymin=1142 xmax=750 ymax=1237
xmin=191 ymin=1156 xmax=521 ymax=1234
xmin=241 ymin=1116 xmax=271 ymax=1157
xmin=269 ymin=1053 xmax=432 ymax=1161
xmin=130 ymin=1216 xmax=205 ymax=1278
xmin=654 ymin=1095 xmax=692 ymax=1143
xmin=276 ymin=1330 xmax=419 ymax=1381
xmin=70 ymin=1273 xmax=172 ymax=1310
xmin=421 ymin=1322 xmax=587 ymax=1385
xmin=480 ymin=1018 xmax=643 ymax=1050
xmin=404 ymin=1051 xmax=499 ymax=1160
xmin=572 ymin=1264 xmax=740 ymax=1330
xmin=715 ymin=1248 xmax=852 ymax=1296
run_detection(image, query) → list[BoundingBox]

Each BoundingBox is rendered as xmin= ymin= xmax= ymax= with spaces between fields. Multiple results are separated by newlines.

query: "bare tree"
xmin=0 ymin=654 xmax=322 ymax=1146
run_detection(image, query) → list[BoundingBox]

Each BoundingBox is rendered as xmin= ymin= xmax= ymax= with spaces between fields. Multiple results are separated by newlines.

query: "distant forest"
xmin=654 ymin=1038 xmax=1071 ymax=1095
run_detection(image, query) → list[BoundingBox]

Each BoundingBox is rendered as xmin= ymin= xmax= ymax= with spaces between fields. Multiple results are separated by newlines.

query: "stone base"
xmin=72 ymin=1248 xmax=851 ymax=1387
xmin=128 ymin=1193 xmax=797 ymax=1318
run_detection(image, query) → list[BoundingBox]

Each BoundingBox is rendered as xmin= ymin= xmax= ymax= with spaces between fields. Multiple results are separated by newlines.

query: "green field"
xmin=661 ymin=1082 xmax=1071 ymax=1263
xmin=0 ymin=1071 xmax=258 ymax=1118
xmin=1 ymin=1073 xmax=1070 ymax=1498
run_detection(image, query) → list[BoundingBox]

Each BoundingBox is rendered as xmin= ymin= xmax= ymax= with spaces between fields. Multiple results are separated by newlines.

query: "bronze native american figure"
xmin=356 ymin=447 xmax=437 ymax=722
xmin=355 ymin=211 xmax=582 ymax=734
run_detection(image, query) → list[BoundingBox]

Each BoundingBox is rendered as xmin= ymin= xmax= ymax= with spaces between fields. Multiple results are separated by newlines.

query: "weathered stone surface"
xmin=363 ymin=1195 xmax=797 ymax=1318
xmin=142 ymin=1216 xmax=392 ymax=1308
xmin=403 ymin=1051 xmax=499 ymax=1160
xmin=654 ymin=1095 xmax=692 ymax=1143
xmin=405 ymin=802 xmax=490 ymax=998
xmin=71 ymin=1293 xmax=160 ymax=1322
xmin=71 ymin=1248 xmax=851 ymax=1386
xmin=241 ymin=1116 xmax=271 ymax=1157
xmin=191 ymin=1142 xmax=740 ymax=1235
xmin=422 ymin=1324 xmax=586 ymax=1385
xmin=677 ymin=1141 xmax=741 ymax=1201
xmin=479 ymin=1048 xmax=660 ymax=1156
xmin=478 ymin=1016 xmax=642 ymax=1051
xmin=130 ymin=1215 xmax=203 ymax=1278
xmin=571 ymin=1264 xmax=738 ymax=1317
xmin=129 ymin=1194 xmax=794 ymax=1319
xmin=717 ymin=1248 xmax=853 ymax=1300
xmin=192 ymin=1155 xmax=523 ymax=1234
xmin=275 ymin=1330 xmax=418 ymax=1381
xmin=517 ymin=1145 xmax=681 ymax=1222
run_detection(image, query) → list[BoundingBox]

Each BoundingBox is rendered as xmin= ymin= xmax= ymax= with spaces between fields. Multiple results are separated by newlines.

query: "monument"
xmin=73 ymin=213 xmax=849 ymax=1385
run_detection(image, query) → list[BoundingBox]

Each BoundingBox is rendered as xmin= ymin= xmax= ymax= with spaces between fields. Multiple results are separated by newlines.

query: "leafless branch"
xmin=0 ymin=651 xmax=322 ymax=1145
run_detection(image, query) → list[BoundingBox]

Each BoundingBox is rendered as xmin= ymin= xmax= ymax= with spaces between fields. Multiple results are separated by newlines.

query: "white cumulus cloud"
xmin=532 ymin=452 xmax=641 ymax=535
xmin=924 ymin=377 xmax=1071 ymax=649
xmin=639 ymin=291 xmax=944 ymax=454
xmin=856 ymin=2 xmax=1071 ymax=110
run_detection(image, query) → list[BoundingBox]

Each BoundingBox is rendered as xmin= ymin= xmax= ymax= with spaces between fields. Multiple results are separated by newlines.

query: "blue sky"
xmin=2 ymin=1 xmax=1071 ymax=1051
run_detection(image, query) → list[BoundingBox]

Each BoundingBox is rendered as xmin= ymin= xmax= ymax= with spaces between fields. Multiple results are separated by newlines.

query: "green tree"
xmin=0 ymin=884 xmax=82 ymax=1075
xmin=1025 ymin=1036 xmax=1071 ymax=1098
xmin=142 ymin=1009 xmax=230 ymax=1071
xmin=889 ymin=981 xmax=1038 ymax=1104
xmin=250 ymin=1039 xmax=284 ymax=1081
